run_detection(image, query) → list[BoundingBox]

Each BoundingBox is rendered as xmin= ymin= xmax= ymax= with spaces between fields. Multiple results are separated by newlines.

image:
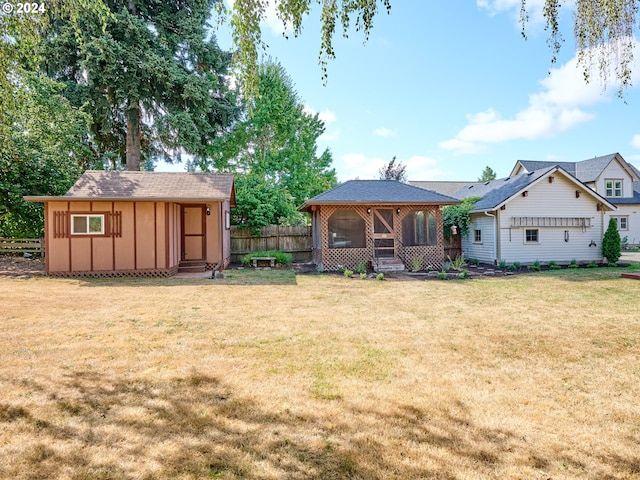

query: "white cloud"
xmin=337 ymin=153 xmax=445 ymax=181
xmin=440 ymin=43 xmax=640 ymax=155
xmin=477 ymin=0 xmax=547 ymax=25
xmin=303 ymin=105 xmax=336 ymax=124
xmin=373 ymin=127 xmax=397 ymax=137
xmin=631 ymin=134 xmax=640 ymax=150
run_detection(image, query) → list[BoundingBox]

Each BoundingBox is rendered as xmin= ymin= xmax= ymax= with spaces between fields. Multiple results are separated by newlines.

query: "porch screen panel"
xmin=402 ymin=210 xmax=437 ymax=246
xmin=328 ymin=209 xmax=365 ymax=248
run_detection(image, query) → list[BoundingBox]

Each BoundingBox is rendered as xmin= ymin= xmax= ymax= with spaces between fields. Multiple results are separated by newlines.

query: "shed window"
xmin=328 ymin=210 xmax=366 ymax=248
xmin=402 ymin=210 xmax=437 ymax=246
xmin=474 ymin=229 xmax=482 ymax=243
xmin=71 ymin=214 xmax=104 ymax=235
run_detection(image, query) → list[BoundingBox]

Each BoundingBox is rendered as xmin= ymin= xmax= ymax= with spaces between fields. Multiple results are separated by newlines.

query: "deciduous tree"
xmin=378 ymin=156 xmax=407 ymax=182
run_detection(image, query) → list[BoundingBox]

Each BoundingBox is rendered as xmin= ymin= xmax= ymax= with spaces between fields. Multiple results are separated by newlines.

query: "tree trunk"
xmin=126 ymin=100 xmax=141 ymax=171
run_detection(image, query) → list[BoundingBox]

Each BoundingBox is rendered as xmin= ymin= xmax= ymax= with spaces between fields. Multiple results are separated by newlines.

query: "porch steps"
xmin=373 ymin=257 xmax=405 ymax=273
xmin=178 ymin=260 xmax=207 ymax=273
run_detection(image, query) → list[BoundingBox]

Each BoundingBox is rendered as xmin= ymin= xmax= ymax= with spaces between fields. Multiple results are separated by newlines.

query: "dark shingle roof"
xmin=454 ymin=166 xmax=557 ymax=211
xmin=25 ymin=171 xmax=236 ymax=204
xmin=300 ymin=180 xmax=459 ymax=211
xmin=515 ymin=153 xmax=626 ymax=183
xmin=409 ymin=180 xmax=480 ymax=196
xmin=607 ymin=188 xmax=640 ymax=205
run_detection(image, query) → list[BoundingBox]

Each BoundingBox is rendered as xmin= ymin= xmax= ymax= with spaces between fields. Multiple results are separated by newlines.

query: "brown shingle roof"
xmin=26 ymin=171 xmax=236 ymax=205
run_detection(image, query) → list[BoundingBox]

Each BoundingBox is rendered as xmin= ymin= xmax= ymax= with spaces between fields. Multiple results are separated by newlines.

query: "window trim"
xmin=70 ymin=213 xmax=106 ymax=236
xmin=605 ymin=179 xmax=623 ymax=197
xmin=473 ymin=229 xmax=482 ymax=244
xmin=524 ymin=228 xmax=539 ymax=244
xmin=612 ymin=216 xmax=629 ymax=231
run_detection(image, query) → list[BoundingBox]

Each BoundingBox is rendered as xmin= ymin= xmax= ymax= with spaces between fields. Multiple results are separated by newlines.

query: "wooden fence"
xmin=0 ymin=237 xmax=43 ymax=255
xmin=230 ymin=225 xmax=312 ymax=263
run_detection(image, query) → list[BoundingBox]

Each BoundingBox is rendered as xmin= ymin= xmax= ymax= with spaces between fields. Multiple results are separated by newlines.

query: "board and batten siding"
xmin=462 ymin=214 xmax=496 ymax=264
xmin=498 ymin=174 xmax=605 ymax=264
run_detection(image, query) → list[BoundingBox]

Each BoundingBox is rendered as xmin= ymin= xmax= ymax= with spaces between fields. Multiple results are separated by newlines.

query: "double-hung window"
xmin=473 ymin=229 xmax=482 ymax=244
xmin=605 ymin=179 xmax=623 ymax=197
xmin=525 ymin=229 xmax=539 ymax=243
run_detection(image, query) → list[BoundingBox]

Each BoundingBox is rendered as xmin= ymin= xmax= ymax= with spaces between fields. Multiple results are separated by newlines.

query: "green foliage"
xmin=447 ymin=254 xmax=466 ymax=271
xmin=343 ymin=269 xmax=354 ymax=278
xmin=528 ymin=259 xmax=541 ymax=271
xmin=378 ymin=156 xmax=407 ymax=182
xmin=569 ymin=259 xmax=579 ymax=268
xmin=376 ymin=273 xmax=384 ymax=281
xmin=411 ymin=257 xmax=423 ymax=272
xmin=549 ymin=261 xmax=562 ymax=270
xmin=356 ymin=261 xmax=367 ymax=274
xmin=241 ymin=250 xmax=293 ymax=267
xmin=499 ymin=260 xmax=507 ymax=269
xmin=42 ymin=0 xmax=238 ymax=170
xmin=478 ymin=166 xmax=497 ymax=182
xmin=587 ymin=261 xmax=598 ymax=268
xmin=337 ymin=265 xmax=345 ymax=273
xmin=470 ymin=258 xmax=480 ymax=266
xmin=1 ymin=71 xmax=89 ymax=237
xmin=602 ymin=218 xmax=622 ymax=264
xmin=200 ymin=61 xmax=337 ymax=233
xmin=457 ymin=270 xmax=470 ymax=279
xmin=442 ymin=197 xmax=482 ymax=240
xmin=359 ymin=273 xmax=367 ymax=280
xmin=437 ymin=271 xmax=448 ymax=280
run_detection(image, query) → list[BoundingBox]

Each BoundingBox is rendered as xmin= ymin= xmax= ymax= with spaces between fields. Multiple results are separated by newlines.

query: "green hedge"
xmin=241 ymin=250 xmax=293 ymax=267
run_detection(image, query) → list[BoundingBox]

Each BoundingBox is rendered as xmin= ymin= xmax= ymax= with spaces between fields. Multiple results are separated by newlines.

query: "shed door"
xmin=373 ymin=208 xmax=395 ymax=258
xmin=181 ymin=206 xmax=205 ymax=260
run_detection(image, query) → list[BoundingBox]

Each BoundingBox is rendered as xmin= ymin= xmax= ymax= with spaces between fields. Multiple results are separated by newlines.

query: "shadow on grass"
xmin=76 ymin=268 xmax=298 ymax=288
xmin=2 ymin=370 xmax=638 ymax=479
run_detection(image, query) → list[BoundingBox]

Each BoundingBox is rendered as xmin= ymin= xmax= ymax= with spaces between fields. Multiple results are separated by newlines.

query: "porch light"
xmin=396 ymin=208 xmax=401 ymax=214
xmin=206 ymin=205 xmax=211 ymax=215
xmin=575 ymin=190 xmax=581 ymax=198
xmin=522 ymin=191 xmax=528 ymax=197
xmin=367 ymin=208 xmax=371 ymax=214
xmin=548 ymin=176 xmax=554 ymax=183
xmin=451 ymin=225 xmax=458 ymax=235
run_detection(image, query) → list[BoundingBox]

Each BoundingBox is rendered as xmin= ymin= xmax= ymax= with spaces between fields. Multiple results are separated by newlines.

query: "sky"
xmin=158 ymin=1 xmax=640 ymax=182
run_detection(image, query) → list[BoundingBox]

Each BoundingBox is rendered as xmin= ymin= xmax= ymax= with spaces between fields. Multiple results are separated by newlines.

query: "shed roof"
xmin=409 ymin=180 xmax=480 ymax=196
xmin=25 ymin=171 xmax=236 ymax=205
xmin=300 ymin=180 xmax=459 ymax=212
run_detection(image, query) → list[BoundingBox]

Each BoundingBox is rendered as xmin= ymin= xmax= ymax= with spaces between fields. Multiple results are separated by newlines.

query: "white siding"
xmin=607 ymin=205 xmax=640 ymax=247
xmin=498 ymin=174 xmax=605 ymax=264
xmin=595 ymin=160 xmax=634 ymax=198
xmin=462 ymin=214 xmax=496 ymax=264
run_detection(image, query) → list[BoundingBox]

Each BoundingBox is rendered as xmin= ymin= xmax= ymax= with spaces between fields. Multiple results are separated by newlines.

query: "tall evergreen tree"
xmin=478 ymin=166 xmax=497 ymax=182
xmin=42 ymin=0 xmax=238 ymax=170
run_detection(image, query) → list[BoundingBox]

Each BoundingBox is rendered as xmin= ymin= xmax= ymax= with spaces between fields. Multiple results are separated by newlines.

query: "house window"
xmin=402 ymin=210 xmax=437 ymax=246
xmin=605 ymin=179 xmax=623 ymax=197
xmin=525 ymin=229 xmax=539 ymax=243
xmin=473 ymin=229 xmax=482 ymax=244
xmin=612 ymin=216 xmax=628 ymax=231
xmin=71 ymin=214 xmax=105 ymax=235
xmin=328 ymin=209 xmax=366 ymax=248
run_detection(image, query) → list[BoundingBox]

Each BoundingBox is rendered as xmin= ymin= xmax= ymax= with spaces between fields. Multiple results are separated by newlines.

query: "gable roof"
xmin=511 ymin=153 xmax=640 ymax=183
xmin=25 ymin=171 xmax=236 ymax=205
xmin=300 ymin=180 xmax=459 ymax=212
xmin=454 ymin=166 xmax=616 ymax=213
xmin=409 ymin=180 xmax=481 ymax=196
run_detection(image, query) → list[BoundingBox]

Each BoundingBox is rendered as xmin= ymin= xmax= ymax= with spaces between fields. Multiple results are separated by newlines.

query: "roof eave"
xmin=24 ymin=196 xmax=232 ymax=203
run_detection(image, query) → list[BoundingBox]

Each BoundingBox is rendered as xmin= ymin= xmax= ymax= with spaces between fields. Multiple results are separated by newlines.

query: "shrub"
xmin=411 ymin=257 xmax=423 ymax=271
xmin=587 ymin=261 xmax=598 ymax=268
xmin=549 ymin=261 xmax=561 ymax=270
xmin=602 ymin=218 xmax=621 ymax=264
xmin=359 ymin=273 xmax=367 ymax=280
xmin=343 ymin=269 xmax=353 ymax=278
xmin=499 ymin=260 xmax=507 ymax=269
xmin=337 ymin=265 xmax=345 ymax=273
xmin=528 ymin=260 xmax=541 ymax=271
xmin=457 ymin=270 xmax=469 ymax=279
xmin=442 ymin=261 xmax=451 ymax=272
xmin=376 ymin=273 xmax=384 ymax=281
xmin=470 ymin=258 xmax=480 ymax=266
xmin=241 ymin=250 xmax=292 ymax=267
xmin=569 ymin=258 xmax=578 ymax=268
xmin=437 ymin=271 xmax=448 ymax=280
xmin=447 ymin=254 xmax=466 ymax=271
xmin=356 ymin=261 xmax=367 ymax=274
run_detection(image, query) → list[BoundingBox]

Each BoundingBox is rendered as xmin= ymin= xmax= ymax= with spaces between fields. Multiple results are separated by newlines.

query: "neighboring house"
xmin=409 ymin=181 xmax=480 ymax=197
xmin=299 ymin=180 xmax=459 ymax=272
xmin=25 ymin=171 xmax=235 ymax=277
xmin=511 ymin=153 xmax=640 ymax=246
xmin=451 ymin=166 xmax=616 ymax=265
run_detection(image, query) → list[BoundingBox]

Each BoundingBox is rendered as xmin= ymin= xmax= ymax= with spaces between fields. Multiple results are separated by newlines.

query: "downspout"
xmin=484 ymin=210 xmax=498 ymax=265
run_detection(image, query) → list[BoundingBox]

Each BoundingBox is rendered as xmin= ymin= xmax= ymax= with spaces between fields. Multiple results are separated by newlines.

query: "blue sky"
xmin=158 ymin=1 xmax=640 ymax=182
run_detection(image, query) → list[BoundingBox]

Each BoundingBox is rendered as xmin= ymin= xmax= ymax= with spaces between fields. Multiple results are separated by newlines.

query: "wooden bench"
xmin=251 ymin=256 xmax=276 ymax=267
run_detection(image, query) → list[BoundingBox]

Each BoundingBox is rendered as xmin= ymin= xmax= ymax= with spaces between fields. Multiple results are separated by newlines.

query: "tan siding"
xmin=92 ymin=237 xmax=113 ymax=271
xmin=114 ymin=202 xmax=135 ymax=270
xmin=47 ymin=202 xmax=70 ymax=272
xmin=135 ymin=202 xmax=156 ymax=269
xmin=155 ymin=202 xmax=166 ymax=269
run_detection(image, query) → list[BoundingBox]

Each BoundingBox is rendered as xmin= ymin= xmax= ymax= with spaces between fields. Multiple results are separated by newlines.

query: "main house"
xmin=300 ymin=180 xmax=459 ymax=272
xmin=25 ymin=171 xmax=235 ymax=277
xmin=510 ymin=153 xmax=640 ymax=247
xmin=451 ymin=166 xmax=616 ymax=265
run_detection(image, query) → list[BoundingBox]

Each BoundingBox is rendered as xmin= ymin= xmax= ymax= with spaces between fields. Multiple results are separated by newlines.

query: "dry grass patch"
xmin=1 ymin=270 xmax=639 ymax=479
